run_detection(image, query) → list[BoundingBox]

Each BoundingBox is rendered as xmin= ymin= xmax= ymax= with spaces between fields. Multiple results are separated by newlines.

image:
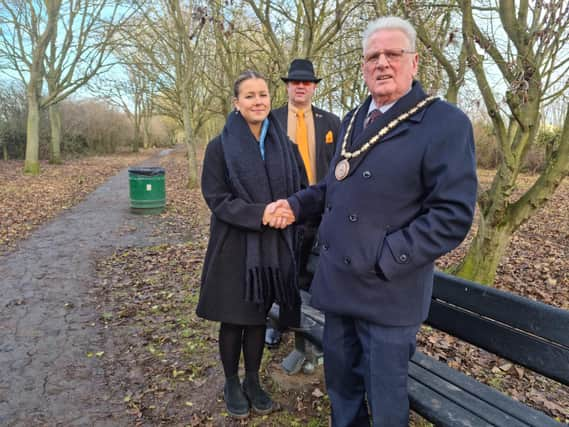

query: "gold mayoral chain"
xmin=334 ymin=95 xmax=438 ymax=181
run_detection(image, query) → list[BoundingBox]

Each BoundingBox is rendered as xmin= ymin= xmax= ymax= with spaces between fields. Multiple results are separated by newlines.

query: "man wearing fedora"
xmin=265 ymin=59 xmax=341 ymax=350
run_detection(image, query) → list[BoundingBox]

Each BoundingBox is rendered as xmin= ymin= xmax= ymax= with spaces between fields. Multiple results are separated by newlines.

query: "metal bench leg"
xmin=281 ymin=333 xmax=323 ymax=375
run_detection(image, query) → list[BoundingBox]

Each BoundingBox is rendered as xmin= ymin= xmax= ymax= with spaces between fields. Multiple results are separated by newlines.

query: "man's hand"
xmin=263 ymin=199 xmax=296 ymax=229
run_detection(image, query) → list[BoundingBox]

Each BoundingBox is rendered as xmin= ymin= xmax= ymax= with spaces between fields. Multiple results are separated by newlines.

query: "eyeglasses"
xmin=363 ymin=49 xmax=415 ymax=65
xmin=289 ymin=81 xmax=314 ymax=86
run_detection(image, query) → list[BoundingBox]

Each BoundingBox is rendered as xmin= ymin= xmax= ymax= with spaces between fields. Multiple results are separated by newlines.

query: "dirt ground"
xmin=1 ymin=148 xmax=567 ymax=426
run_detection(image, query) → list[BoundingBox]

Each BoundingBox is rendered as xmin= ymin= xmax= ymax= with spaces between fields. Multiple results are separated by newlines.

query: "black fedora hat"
xmin=281 ymin=59 xmax=322 ymax=83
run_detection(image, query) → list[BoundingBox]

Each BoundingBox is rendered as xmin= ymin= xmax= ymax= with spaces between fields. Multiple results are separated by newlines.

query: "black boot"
xmin=242 ymin=371 xmax=274 ymax=414
xmin=223 ymin=375 xmax=249 ymax=419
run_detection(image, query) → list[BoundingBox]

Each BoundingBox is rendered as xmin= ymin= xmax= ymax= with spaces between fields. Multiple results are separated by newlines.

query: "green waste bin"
xmin=128 ymin=167 xmax=166 ymax=214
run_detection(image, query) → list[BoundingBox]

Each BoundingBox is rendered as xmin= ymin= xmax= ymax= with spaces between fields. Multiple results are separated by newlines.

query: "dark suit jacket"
xmin=272 ymin=104 xmax=341 ymax=182
xmin=288 ymin=81 xmax=478 ymax=326
xmin=272 ymin=104 xmax=341 ymax=290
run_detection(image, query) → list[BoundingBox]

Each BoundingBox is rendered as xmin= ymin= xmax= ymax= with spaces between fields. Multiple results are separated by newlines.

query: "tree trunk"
xmin=1 ymin=136 xmax=7 ymax=160
xmin=24 ymin=84 xmax=41 ymax=175
xmin=186 ymin=138 xmax=198 ymax=188
xmin=48 ymin=103 xmax=62 ymax=164
xmin=446 ymin=85 xmax=459 ymax=105
xmin=454 ymin=213 xmax=512 ymax=284
xmin=21 ymin=1 xmax=60 ymax=175
xmin=132 ymin=95 xmax=141 ymax=153
xmin=143 ymin=116 xmax=151 ymax=149
xmin=456 ymin=107 xmax=569 ymax=284
xmin=182 ymin=104 xmax=198 ymax=188
xmin=132 ymin=121 xmax=141 ymax=153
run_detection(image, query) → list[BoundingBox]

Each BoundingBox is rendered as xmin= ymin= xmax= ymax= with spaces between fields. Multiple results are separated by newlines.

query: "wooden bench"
xmin=268 ymin=271 xmax=569 ymax=426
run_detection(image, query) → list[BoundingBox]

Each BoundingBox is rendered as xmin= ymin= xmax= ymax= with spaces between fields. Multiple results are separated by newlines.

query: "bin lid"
xmin=128 ymin=167 xmax=165 ymax=176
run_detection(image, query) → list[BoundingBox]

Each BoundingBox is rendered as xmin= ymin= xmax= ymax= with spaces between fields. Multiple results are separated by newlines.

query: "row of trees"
xmin=0 ymin=0 xmax=140 ymax=172
xmin=0 ymin=82 xmax=172 ymax=158
xmin=1 ymin=0 xmax=568 ymax=285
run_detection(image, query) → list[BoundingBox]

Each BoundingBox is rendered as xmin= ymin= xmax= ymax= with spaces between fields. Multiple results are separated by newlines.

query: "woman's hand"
xmin=263 ymin=200 xmax=296 ymax=229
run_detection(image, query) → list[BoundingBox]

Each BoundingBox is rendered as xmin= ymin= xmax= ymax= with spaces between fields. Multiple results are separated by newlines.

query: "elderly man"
xmin=266 ymin=16 xmax=478 ymax=426
xmin=265 ymin=59 xmax=341 ymax=349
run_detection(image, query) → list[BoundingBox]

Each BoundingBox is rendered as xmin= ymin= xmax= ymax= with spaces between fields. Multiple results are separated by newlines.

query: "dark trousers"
xmin=323 ymin=313 xmax=420 ymax=427
xmin=298 ymin=224 xmax=317 ymax=290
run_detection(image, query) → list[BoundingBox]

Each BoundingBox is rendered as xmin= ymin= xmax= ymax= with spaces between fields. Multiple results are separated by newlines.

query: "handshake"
xmin=262 ymin=199 xmax=295 ymax=229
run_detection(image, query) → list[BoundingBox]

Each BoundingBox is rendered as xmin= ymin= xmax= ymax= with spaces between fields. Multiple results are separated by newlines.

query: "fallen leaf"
xmin=312 ymin=388 xmax=324 ymax=398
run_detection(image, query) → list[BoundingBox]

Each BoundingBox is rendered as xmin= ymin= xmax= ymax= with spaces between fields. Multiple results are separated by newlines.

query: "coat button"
xmin=327 ymin=204 xmax=332 ymax=212
xmin=362 ymin=170 xmax=372 ymax=179
xmin=348 ymin=214 xmax=358 ymax=222
xmin=343 ymin=256 xmax=351 ymax=265
xmin=322 ymin=243 xmax=330 ymax=251
xmin=399 ymin=253 xmax=409 ymax=263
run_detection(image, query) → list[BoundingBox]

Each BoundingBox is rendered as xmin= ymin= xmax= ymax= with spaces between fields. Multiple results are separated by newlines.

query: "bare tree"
xmin=0 ymin=0 xmax=61 ymax=174
xmin=0 ymin=0 xmax=135 ymax=173
xmin=98 ymin=62 xmax=156 ymax=153
xmin=453 ymin=0 xmax=569 ymax=284
xmin=395 ymin=1 xmax=569 ymax=284
xmin=240 ymin=0 xmax=365 ymax=106
xmin=44 ymin=0 xmax=136 ymax=164
xmin=402 ymin=1 xmax=468 ymax=103
xmin=121 ymin=1 xmax=213 ymax=187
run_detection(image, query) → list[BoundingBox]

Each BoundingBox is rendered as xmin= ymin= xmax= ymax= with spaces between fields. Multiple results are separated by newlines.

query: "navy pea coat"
xmin=288 ymin=81 xmax=478 ymax=326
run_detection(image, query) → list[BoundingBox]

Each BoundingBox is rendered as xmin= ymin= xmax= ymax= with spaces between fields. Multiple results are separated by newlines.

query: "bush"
xmin=472 ymin=119 xmax=560 ymax=172
xmin=521 ymin=125 xmax=561 ymax=173
xmin=145 ymin=115 xmax=176 ymax=148
xmin=60 ymin=100 xmax=134 ymax=155
xmin=0 ymin=83 xmax=29 ymax=159
xmin=473 ymin=120 xmax=499 ymax=169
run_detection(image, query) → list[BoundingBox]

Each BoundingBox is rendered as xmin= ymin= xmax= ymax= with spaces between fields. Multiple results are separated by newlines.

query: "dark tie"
xmin=364 ymin=108 xmax=382 ymax=128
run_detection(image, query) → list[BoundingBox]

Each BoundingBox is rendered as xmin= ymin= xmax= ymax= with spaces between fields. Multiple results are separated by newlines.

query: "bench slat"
xmin=409 ymin=376 xmax=494 ymax=427
xmin=427 ymin=299 xmax=569 ymax=385
xmin=433 ymin=272 xmax=569 ymax=347
xmin=410 ymin=352 xmax=563 ymax=427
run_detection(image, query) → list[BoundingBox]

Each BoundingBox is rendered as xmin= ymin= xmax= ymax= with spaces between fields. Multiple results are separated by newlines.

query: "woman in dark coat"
xmin=198 ymin=70 xmax=302 ymax=419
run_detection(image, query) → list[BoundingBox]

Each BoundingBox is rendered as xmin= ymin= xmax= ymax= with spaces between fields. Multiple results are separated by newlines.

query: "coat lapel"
xmin=345 ymin=81 xmax=430 ymax=177
xmin=313 ymin=105 xmax=323 ymax=174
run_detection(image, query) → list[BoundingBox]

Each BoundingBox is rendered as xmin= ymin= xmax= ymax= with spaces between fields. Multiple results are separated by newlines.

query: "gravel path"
xmin=0 ymin=154 xmax=173 ymax=426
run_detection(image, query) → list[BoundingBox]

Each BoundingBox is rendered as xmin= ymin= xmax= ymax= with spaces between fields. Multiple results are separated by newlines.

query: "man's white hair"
xmin=362 ymin=16 xmax=417 ymax=53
